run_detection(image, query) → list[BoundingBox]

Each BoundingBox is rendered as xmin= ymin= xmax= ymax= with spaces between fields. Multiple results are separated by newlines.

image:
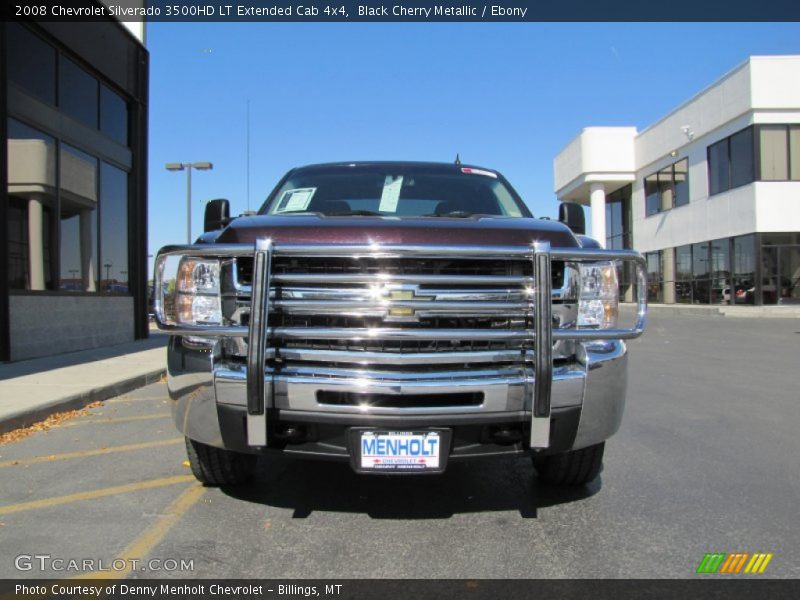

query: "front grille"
xmin=237 ymin=256 xmax=564 ymax=285
xmin=227 ymin=255 xmax=574 ymax=364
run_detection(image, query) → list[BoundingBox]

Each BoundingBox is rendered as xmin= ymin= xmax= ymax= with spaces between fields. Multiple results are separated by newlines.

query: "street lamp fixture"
xmin=165 ymin=161 xmax=214 ymax=243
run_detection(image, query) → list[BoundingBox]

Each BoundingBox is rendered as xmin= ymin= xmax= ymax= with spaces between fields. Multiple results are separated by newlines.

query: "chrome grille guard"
xmin=154 ymin=240 xmax=648 ymax=448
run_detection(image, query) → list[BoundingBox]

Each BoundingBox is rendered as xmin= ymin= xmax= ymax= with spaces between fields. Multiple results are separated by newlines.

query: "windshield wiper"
xmin=424 ymin=211 xmax=492 ymax=218
xmin=326 ymin=210 xmax=383 ymax=216
xmin=274 ymin=210 xmax=324 ymax=216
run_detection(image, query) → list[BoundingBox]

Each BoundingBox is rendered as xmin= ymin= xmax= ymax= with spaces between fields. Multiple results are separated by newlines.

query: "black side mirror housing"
xmin=204 ymin=198 xmax=230 ymax=232
xmin=558 ymin=202 xmax=585 ymax=236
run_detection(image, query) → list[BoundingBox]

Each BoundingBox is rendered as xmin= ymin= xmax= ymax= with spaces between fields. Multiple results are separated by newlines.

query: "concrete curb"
xmin=0 ymin=368 xmax=166 ymax=435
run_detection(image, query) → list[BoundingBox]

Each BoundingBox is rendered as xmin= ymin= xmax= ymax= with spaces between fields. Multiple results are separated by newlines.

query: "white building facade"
xmin=554 ymin=56 xmax=800 ymax=306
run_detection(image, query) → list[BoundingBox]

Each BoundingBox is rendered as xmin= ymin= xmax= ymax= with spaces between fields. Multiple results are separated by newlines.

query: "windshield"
xmin=262 ymin=165 xmax=530 ymax=218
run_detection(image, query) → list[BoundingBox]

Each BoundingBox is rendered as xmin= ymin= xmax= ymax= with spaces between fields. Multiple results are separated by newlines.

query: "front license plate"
xmin=354 ymin=430 xmax=446 ymax=473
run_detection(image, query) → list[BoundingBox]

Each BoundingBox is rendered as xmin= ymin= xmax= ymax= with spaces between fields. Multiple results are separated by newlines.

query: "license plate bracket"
xmin=348 ymin=428 xmax=451 ymax=474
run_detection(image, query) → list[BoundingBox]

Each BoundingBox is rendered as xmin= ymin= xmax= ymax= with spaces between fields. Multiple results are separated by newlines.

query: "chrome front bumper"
xmin=167 ymin=336 xmax=628 ymax=456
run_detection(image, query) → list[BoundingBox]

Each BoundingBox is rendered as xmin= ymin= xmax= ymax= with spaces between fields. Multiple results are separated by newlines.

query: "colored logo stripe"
xmin=719 ymin=553 xmax=749 ymax=574
xmin=697 ymin=552 xmax=773 ymax=574
xmin=697 ymin=553 xmax=726 ymax=574
xmin=744 ymin=553 xmax=773 ymax=574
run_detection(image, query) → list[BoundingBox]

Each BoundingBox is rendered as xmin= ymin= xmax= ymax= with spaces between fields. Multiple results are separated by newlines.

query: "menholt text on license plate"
xmin=359 ymin=431 xmax=441 ymax=471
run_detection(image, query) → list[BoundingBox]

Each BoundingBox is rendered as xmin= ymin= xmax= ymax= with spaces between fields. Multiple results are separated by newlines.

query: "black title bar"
xmin=4 ymin=0 xmax=800 ymax=22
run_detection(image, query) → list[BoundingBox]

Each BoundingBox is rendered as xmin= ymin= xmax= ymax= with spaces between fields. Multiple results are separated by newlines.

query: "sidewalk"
xmin=0 ymin=330 xmax=168 ymax=435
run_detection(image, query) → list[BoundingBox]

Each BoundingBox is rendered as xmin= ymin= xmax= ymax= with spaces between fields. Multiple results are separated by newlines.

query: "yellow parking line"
xmin=0 ymin=438 xmax=182 ymax=468
xmin=0 ymin=474 xmax=195 ymax=516
xmin=73 ymin=484 xmax=206 ymax=580
xmin=59 ymin=413 xmax=171 ymax=428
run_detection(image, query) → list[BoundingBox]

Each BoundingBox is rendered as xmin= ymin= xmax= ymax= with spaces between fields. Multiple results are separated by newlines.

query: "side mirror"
xmin=204 ymin=198 xmax=230 ymax=232
xmin=558 ymin=202 xmax=585 ymax=236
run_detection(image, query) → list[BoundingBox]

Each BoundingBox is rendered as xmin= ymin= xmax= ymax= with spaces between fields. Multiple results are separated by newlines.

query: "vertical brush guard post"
xmin=246 ymin=238 xmax=272 ymax=446
xmin=531 ymin=241 xmax=552 ymax=448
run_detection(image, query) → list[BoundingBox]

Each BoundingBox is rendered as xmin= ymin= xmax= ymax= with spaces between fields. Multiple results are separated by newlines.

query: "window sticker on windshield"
xmin=274 ymin=188 xmax=316 ymax=213
xmin=378 ymin=175 xmax=403 ymax=213
xmin=461 ymin=167 xmax=497 ymax=178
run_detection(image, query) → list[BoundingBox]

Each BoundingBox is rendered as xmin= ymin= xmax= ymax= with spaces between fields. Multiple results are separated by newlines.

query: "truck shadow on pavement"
xmin=222 ymin=455 xmax=600 ymax=519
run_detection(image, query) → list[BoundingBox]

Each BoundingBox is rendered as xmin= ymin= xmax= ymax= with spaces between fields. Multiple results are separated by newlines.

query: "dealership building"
xmin=554 ymin=56 xmax=800 ymax=306
xmin=1 ymin=13 xmax=149 ymax=361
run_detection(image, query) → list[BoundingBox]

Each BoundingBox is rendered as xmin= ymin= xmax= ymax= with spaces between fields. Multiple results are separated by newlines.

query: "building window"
xmin=59 ymin=144 xmax=99 ymax=291
xmin=790 ymin=127 xmax=800 ymax=181
xmin=645 ymin=251 xmax=662 ymax=303
xmin=706 ymin=124 xmax=800 ymax=194
xmin=692 ymin=242 xmax=711 ymax=304
xmin=709 ymin=238 xmax=730 ymax=305
xmin=59 ymin=56 xmax=99 ymax=128
xmin=605 ymin=185 xmax=631 ymax=250
xmin=6 ymin=23 xmax=56 ymax=105
xmin=675 ymin=245 xmax=692 ymax=304
xmin=708 ymin=127 xmax=755 ymax=194
xmin=7 ymin=25 xmax=129 ymax=146
xmin=100 ymin=163 xmax=129 ymax=293
xmin=643 ymin=158 xmax=689 ymax=216
xmin=708 ymin=138 xmax=730 ymax=196
xmin=644 ymin=174 xmax=659 ymax=217
xmin=7 ymin=119 xmax=58 ymax=290
xmin=758 ymin=125 xmax=800 ymax=182
xmin=732 ymin=234 xmax=755 ymax=304
xmin=100 ymin=85 xmax=129 ymax=146
xmin=730 ymin=127 xmax=755 ymax=189
xmin=6 ymin=119 xmax=130 ymax=294
xmin=673 ymin=159 xmax=689 ymax=207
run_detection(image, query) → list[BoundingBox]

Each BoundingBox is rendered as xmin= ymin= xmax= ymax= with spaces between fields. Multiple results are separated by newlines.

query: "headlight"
xmin=578 ymin=262 xmax=618 ymax=328
xmin=175 ymin=258 xmax=222 ymax=325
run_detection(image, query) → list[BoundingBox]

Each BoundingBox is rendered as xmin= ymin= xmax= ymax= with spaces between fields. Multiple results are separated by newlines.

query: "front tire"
xmin=532 ymin=442 xmax=604 ymax=485
xmin=185 ymin=437 xmax=257 ymax=486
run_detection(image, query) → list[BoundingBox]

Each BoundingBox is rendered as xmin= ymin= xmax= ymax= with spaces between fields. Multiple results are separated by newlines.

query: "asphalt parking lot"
xmin=1 ymin=312 xmax=798 ymax=579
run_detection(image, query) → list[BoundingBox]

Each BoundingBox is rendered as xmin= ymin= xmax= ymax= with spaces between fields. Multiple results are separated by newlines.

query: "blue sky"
xmin=147 ymin=22 xmax=800 ymax=265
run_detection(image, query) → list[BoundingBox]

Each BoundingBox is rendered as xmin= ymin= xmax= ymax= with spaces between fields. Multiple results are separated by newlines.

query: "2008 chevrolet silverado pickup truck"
xmin=154 ymin=162 xmax=647 ymax=487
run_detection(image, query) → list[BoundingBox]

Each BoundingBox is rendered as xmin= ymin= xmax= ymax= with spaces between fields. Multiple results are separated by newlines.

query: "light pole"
xmin=165 ymin=161 xmax=213 ymax=243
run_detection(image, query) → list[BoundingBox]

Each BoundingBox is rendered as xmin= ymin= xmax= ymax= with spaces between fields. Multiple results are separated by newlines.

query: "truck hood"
xmin=211 ymin=215 xmax=580 ymax=247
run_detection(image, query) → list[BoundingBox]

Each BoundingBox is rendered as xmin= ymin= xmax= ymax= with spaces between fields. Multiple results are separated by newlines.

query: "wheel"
xmin=532 ymin=442 xmax=605 ymax=485
xmin=184 ymin=437 xmax=257 ymax=486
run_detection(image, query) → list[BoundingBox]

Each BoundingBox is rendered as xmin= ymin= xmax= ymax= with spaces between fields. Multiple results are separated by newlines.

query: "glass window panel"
xmin=692 ymin=242 xmax=710 ymax=278
xmin=733 ymin=234 xmax=755 ymax=305
xmin=762 ymin=233 xmax=800 ymax=246
xmin=708 ymin=139 xmax=729 ymax=195
xmin=7 ymin=119 xmax=57 ymax=290
xmin=777 ymin=247 xmax=800 ymax=304
xmin=6 ymin=23 xmax=56 ymax=105
xmin=59 ymin=144 xmax=98 ymax=292
xmin=658 ymin=166 xmax=674 ymax=210
xmin=673 ymin=159 xmax=689 ymax=207
xmin=692 ymin=280 xmax=710 ymax=304
xmin=675 ymin=245 xmax=692 ymax=281
xmin=789 ymin=126 xmax=800 ymax=181
xmin=644 ymin=174 xmax=660 ymax=216
xmin=59 ymin=57 xmax=99 ymax=128
xmin=759 ymin=126 xmax=788 ymax=181
xmin=100 ymin=162 xmax=129 ymax=293
xmin=730 ymin=127 xmax=755 ymax=188
xmin=100 ymin=85 xmax=128 ymax=145
xmin=761 ymin=247 xmax=779 ymax=305
xmin=710 ymin=239 xmax=730 ymax=305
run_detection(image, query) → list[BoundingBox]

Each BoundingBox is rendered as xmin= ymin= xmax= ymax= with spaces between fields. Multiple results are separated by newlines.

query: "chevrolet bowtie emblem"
xmin=386 ymin=286 xmax=432 ymax=319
